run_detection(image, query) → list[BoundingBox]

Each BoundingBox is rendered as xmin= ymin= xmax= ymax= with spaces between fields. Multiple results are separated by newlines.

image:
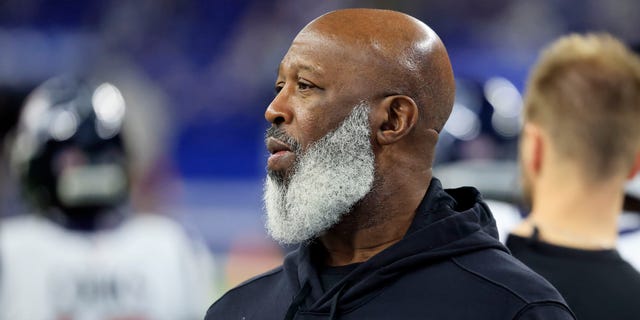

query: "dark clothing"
xmin=507 ymin=233 xmax=640 ymax=320
xmin=207 ymin=179 xmax=574 ymax=319
xmin=318 ymin=263 xmax=361 ymax=292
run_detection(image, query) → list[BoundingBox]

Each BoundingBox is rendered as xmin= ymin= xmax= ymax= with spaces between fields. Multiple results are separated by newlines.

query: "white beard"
xmin=264 ymin=103 xmax=375 ymax=244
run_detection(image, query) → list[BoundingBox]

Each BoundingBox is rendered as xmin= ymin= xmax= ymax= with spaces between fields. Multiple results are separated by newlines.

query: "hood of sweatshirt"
xmin=281 ymin=178 xmax=508 ymax=319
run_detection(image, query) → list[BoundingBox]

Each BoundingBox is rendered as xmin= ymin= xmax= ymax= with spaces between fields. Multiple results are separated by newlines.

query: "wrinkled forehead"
xmin=279 ymin=30 xmax=373 ymax=76
xmin=279 ymin=34 xmax=412 ymax=104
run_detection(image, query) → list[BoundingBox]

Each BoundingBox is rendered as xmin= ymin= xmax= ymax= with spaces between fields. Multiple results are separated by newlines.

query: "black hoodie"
xmin=206 ymin=179 xmax=575 ymax=319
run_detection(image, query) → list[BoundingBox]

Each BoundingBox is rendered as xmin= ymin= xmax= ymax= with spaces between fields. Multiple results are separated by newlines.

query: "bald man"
xmin=206 ymin=9 xmax=574 ymax=319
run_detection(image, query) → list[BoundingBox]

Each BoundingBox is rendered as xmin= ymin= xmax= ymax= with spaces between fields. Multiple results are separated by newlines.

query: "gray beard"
xmin=264 ymin=103 xmax=375 ymax=244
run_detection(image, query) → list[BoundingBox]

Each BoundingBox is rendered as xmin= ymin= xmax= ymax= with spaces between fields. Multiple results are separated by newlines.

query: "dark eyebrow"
xmin=277 ymin=62 xmax=323 ymax=78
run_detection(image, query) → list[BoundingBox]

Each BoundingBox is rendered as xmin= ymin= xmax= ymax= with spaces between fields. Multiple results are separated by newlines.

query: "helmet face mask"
xmin=55 ymin=146 xmax=127 ymax=207
xmin=11 ymin=76 xmax=130 ymax=230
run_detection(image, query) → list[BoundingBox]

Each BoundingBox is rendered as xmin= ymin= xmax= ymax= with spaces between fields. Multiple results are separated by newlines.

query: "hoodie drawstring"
xmin=328 ymin=283 xmax=348 ymax=320
xmin=283 ymin=281 xmax=348 ymax=320
xmin=284 ymin=281 xmax=311 ymax=320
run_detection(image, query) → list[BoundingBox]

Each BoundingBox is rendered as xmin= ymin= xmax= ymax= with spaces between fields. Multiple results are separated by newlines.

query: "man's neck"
xmin=319 ymin=172 xmax=430 ymax=266
xmin=513 ymin=175 xmax=625 ymax=250
xmin=320 ymin=210 xmax=415 ymax=266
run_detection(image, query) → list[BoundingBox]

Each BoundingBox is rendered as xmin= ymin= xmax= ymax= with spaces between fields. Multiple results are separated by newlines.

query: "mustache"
xmin=265 ymin=126 xmax=302 ymax=154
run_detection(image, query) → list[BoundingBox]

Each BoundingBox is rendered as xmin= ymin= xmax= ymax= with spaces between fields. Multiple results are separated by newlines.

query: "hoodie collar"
xmin=282 ymin=177 xmax=506 ymax=315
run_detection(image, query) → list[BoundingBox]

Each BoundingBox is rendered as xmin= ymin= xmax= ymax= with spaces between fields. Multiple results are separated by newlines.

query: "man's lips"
xmin=267 ymin=137 xmax=292 ymax=154
xmin=266 ymin=137 xmax=295 ymax=170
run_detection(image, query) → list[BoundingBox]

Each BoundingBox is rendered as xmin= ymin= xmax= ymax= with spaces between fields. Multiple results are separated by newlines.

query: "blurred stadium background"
xmin=1 ymin=0 xmax=639 ymax=293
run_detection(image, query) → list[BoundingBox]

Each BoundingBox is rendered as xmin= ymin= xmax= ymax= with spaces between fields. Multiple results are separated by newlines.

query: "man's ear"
xmin=521 ymin=122 xmax=545 ymax=177
xmin=374 ymin=95 xmax=419 ymax=145
xmin=627 ymin=151 xmax=640 ymax=180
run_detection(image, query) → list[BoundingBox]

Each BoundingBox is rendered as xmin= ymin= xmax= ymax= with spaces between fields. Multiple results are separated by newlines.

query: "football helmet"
xmin=10 ymin=76 xmax=129 ymax=230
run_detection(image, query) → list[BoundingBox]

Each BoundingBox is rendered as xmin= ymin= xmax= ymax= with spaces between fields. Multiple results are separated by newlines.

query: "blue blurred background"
xmin=1 ymin=0 xmax=639 ymax=288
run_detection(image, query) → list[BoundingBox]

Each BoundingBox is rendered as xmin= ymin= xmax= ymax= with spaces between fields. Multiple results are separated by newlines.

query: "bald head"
xmin=299 ymin=9 xmax=455 ymax=132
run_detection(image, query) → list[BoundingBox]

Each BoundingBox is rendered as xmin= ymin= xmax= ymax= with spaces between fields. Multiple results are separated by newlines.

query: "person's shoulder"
xmin=205 ymin=265 xmax=289 ymax=319
xmin=511 ymin=303 xmax=576 ymax=319
xmin=451 ymin=249 xmax=574 ymax=317
xmin=0 ymin=214 xmax=66 ymax=246
xmin=225 ymin=265 xmax=286 ymax=295
xmin=0 ymin=214 xmax=53 ymax=230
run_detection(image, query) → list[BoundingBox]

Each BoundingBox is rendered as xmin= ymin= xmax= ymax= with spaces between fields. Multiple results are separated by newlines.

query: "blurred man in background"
xmin=0 ymin=76 xmax=216 ymax=319
xmin=206 ymin=8 xmax=574 ymax=319
xmin=508 ymin=33 xmax=640 ymax=320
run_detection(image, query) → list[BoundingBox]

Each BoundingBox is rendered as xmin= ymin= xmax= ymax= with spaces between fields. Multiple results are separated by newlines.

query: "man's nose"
xmin=265 ymin=89 xmax=293 ymax=126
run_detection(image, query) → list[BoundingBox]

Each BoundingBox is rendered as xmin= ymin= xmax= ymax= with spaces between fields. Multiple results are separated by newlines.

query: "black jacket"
xmin=206 ymin=179 xmax=575 ymax=319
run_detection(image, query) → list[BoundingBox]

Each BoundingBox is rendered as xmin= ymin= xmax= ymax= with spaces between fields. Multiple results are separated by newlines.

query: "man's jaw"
xmin=264 ymin=103 xmax=375 ymax=244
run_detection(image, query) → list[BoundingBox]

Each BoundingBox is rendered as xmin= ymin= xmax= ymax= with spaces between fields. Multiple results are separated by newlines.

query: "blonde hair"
xmin=524 ymin=33 xmax=640 ymax=179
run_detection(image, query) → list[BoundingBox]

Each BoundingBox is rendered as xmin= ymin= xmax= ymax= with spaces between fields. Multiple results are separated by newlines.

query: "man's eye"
xmin=274 ymin=85 xmax=283 ymax=94
xmin=298 ymin=82 xmax=313 ymax=90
